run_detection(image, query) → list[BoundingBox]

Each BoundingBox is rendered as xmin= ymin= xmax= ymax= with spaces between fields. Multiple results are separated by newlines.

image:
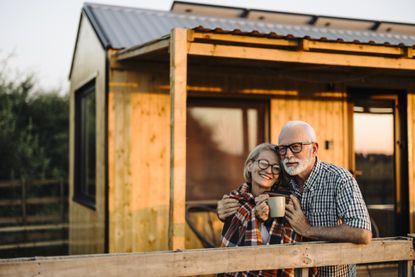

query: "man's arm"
xmin=285 ymin=195 xmax=372 ymax=244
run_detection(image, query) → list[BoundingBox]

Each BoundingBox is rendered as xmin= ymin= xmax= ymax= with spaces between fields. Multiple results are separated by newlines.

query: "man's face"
xmin=278 ymin=126 xmax=317 ymax=176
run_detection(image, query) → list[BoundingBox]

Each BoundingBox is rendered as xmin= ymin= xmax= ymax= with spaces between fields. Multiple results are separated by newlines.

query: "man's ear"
xmin=312 ymin=142 xmax=319 ymax=155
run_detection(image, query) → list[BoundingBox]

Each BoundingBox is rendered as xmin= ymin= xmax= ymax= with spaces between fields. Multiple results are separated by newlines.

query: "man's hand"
xmin=254 ymin=194 xmax=270 ymax=222
xmin=285 ymin=195 xmax=311 ymax=236
xmin=217 ymin=195 xmax=240 ymax=221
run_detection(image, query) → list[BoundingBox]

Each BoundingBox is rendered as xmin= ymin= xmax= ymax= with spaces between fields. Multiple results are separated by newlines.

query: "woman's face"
xmin=248 ymin=150 xmax=280 ymax=191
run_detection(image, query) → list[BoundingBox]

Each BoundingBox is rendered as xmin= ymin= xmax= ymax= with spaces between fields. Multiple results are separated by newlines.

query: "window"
xmin=186 ymin=99 xmax=267 ymax=202
xmin=74 ymin=80 xmax=96 ymax=208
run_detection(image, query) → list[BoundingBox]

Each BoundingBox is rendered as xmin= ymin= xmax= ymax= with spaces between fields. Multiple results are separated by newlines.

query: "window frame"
xmin=73 ymin=79 xmax=97 ymax=209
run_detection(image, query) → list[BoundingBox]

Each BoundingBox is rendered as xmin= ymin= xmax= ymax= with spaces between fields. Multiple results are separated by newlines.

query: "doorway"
xmin=351 ymin=91 xmax=408 ymax=237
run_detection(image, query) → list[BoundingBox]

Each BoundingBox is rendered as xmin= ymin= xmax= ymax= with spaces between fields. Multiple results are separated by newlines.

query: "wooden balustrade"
xmin=0 ymin=237 xmax=413 ymax=277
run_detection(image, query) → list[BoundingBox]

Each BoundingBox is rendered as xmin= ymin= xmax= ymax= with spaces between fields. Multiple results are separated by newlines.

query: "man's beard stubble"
xmin=282 ymin=149 xmax=313 ymax=176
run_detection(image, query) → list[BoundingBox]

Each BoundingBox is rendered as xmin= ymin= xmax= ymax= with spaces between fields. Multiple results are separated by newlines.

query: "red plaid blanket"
xmin=219 ymin=183 xmax=298 ymax=277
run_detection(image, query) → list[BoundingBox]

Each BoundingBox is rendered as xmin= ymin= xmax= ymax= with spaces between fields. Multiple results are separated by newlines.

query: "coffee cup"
xmin=267 ymin=195 xmax=286 ymax=218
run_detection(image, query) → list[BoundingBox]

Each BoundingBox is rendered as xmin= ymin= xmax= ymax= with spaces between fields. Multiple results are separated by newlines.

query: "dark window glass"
xmin=74 ymin=80 xmax=96 ymax=208
xmin=186 ymin=99 xmax=267 ymax=202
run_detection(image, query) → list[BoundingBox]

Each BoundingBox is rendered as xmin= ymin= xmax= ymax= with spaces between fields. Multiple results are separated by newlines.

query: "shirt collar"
xmin=289 ymin=157 xmax=321 ymax=193
xmin=303 ymin=157 xmax=321 ymax=192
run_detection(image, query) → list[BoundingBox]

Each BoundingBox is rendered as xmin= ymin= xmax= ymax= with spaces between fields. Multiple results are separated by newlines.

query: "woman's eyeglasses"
xmin=256 ymin=159 xmax=281 ymax=175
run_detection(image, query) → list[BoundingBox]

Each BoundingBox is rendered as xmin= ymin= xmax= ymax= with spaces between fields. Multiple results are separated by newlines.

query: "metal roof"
xmin=83 ymin=2 xmax=415 ymax=49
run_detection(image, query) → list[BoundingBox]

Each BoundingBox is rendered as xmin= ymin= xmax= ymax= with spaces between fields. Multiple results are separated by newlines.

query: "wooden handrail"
xmin=0 ymin=237 xmax=413 ymax=277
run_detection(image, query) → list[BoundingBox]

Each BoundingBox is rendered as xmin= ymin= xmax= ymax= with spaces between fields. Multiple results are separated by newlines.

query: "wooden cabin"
xmin=68 ymin=1 xmax=415 ymax=254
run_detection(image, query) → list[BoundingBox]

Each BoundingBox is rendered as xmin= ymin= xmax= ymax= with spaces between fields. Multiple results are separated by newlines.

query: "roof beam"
xmin=191 ymin=31 xmax=407 ymax=57
xmin=191 ymin=32 xmax=298 ymax=48
xmin=116 ymin=38 xmax=170 ymax=61
xmin=303 ymin=39 xmax=404 ymax=56
xmin=188 ymin=42 xmax=415 ymax=70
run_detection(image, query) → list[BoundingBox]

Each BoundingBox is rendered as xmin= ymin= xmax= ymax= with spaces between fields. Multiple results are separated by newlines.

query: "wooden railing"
xmin=0 ymin=237 xmax=413 ymax=276
xmin=0 ymin=179 xmax=68 ymax=257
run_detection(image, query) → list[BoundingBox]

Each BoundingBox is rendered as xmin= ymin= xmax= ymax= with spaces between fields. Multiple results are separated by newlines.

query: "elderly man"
xmin=217 ymin=120 xmax=372 ymax=276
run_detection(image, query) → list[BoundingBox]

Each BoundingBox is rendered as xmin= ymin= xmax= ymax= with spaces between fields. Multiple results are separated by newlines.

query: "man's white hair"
xmin=279 ymin=120 xmax=317 ymax=142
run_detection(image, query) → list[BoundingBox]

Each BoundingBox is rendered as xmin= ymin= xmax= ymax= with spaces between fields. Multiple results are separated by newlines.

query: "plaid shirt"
xmin=289 ymin=158 xmax=372 ymax=277
xmin=219 ymin=183 xmax=299 ymax=277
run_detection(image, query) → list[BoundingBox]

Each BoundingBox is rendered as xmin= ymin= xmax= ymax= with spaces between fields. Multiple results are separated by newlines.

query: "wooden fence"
xmin=0 ymin=179 xmax=68 ymax=257
xmin=0 ymin=237 xmax=413 ymax=276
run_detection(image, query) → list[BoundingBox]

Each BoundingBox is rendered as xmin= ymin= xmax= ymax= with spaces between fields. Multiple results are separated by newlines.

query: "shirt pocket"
xmin=307 ymin=210 xmax=338 ymax=227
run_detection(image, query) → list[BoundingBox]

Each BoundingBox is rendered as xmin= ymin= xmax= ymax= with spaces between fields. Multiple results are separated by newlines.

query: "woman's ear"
xmin=247 ymin=160 xmax=254 ymax=172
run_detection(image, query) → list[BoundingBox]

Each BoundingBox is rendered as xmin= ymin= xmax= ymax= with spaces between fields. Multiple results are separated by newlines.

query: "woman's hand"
xmin=217 ymin=194 xmax=240 ymax=221
xmin=254 ymin=194 xmax=270 ymax=222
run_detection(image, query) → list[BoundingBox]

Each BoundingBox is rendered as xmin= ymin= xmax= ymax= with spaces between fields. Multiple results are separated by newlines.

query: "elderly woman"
xmin=217 ymin=143 xmax=297 ymax=277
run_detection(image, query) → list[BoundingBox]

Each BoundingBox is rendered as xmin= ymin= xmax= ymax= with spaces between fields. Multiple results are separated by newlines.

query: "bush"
xmin=0 ymin=57 xmax=68 ymax=181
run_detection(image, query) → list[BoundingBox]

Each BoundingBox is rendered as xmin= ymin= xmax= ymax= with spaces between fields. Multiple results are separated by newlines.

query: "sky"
xmin=354 ymin=113 xmax=394 ymax=155
xmin=1 ymin=0 xmax=415 ymax=93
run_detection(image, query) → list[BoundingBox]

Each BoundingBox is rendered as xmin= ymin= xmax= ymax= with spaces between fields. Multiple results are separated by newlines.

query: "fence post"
xmin=59 ymin=179 xmax=64 ymax=222
xmin=398 ymin=260 xmax=414 ymax=277
xmin=21 ymin=179 xmax=27 ymax=225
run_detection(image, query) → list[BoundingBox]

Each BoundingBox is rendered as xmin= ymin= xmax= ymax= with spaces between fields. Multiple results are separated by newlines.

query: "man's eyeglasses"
xmin=275 ymin=142 xmax=314 ymax=155
xmin=256 ymin=159 xmax=281 ymax=175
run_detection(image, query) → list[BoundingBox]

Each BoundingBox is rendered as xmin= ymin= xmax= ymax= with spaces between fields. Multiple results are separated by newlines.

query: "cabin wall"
xmin=69 ymin=15 xmax=107 ymax=254
xmin=270 ymin=97 xmax=351 ymax=168
xmin=187 ymin=70 xmax=352 ymax=168
xmin=106 ymin=59 xmax=414 ymax=251
xmin=108 ymin=66 xmax=171 ymax=252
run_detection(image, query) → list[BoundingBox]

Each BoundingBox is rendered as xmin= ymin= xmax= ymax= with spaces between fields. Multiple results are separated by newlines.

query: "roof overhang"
xmin=114 ymin=28 xmax=415 ymax=71
xmin=116 ymin=35 xmax=170 ymax=61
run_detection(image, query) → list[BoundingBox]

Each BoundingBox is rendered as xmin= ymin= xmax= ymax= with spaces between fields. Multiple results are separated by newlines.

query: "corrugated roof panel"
xmin=83 ymin=3 xmax=415 ymax=49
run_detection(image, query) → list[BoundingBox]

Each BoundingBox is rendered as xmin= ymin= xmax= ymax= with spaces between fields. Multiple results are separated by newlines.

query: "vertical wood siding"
xmin=108 ymin=69 xmax=170 ymax=252
xmin=271 ymin=97 xmax=351 ymax=169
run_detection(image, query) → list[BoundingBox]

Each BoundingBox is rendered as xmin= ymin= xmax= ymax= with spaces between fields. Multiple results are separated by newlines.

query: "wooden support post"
xmin=169 ymin=28 xmax=188 ymax=250
xmin=398 ymin=260 xmax=414 ymax=277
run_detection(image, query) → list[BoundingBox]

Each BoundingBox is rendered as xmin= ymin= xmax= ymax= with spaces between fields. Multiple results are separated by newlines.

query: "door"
xmin=351 ymin=92 xmax=407 ymax=237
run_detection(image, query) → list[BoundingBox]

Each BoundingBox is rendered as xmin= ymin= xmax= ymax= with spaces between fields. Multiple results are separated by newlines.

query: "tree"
xmin=0 ymin=58 xmax=68 ymax=181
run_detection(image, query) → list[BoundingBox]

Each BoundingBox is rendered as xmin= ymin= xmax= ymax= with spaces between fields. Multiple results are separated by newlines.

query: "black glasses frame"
xmin=275 ymin=142 xmax=314 ymax=155
xmin=256 ymin=159 xmax=281 ymax=175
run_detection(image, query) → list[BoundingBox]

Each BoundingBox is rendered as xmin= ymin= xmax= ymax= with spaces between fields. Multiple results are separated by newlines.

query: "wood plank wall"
xmin=270 ymin=97 xmax=351 ymax=169
xmin=108 ymin=68 xmax=171 ymax=252
xmin=69 ymin=15 xmax=107 ymax=254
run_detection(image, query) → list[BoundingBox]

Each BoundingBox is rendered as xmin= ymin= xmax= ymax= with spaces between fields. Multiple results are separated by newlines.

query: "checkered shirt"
xmin=289 ymin=158 xmax=372 ymax=277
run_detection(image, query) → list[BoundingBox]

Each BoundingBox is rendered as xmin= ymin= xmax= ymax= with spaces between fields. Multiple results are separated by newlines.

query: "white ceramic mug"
xmin=268 ymin=195 xmax=286 ymax=218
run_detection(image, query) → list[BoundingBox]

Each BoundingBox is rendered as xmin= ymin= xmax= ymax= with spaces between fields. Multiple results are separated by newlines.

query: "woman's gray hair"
xmin=243 ymin=143 xmax=279 ymax=183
